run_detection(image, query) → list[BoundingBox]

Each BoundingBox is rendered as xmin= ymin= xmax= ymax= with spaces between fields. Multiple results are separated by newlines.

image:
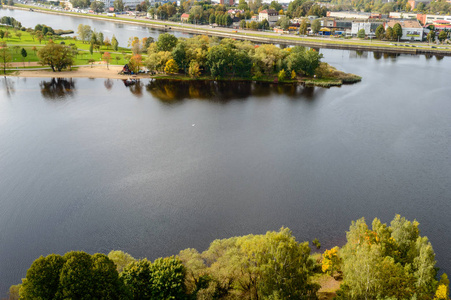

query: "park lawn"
xmin=1 ymin=25 xmax=132 ymax=66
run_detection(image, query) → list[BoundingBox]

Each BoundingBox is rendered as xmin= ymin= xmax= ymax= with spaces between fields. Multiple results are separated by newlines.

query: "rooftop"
xmin=386 ymin=19 xmax=422 ymax=28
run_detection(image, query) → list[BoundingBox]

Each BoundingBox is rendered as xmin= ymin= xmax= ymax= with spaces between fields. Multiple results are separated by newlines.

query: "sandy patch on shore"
xmin=9 ymin=65 xmax=150 ymax=79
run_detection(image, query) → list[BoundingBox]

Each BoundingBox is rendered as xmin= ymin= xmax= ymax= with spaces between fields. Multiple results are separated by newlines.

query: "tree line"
xmin=8 ymin=215 xmax=449 ymax=300
xmin=139 ymin=33 xmax=323 ymax=81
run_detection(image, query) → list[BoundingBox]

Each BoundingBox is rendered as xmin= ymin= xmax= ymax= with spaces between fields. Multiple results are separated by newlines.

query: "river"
xmin=1 ymin=7 xmax=451 ymax=297
xmin=0 ymin=7 xmax=193 ymax=45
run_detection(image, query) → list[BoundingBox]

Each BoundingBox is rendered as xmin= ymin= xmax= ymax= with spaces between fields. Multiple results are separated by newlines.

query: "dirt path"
xmin=9 ymin=65 xmax=150 ymax=79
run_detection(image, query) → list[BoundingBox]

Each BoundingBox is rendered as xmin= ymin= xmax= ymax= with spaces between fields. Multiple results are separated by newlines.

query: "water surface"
xmin=0 ymin=47 xmax=451 ymax=296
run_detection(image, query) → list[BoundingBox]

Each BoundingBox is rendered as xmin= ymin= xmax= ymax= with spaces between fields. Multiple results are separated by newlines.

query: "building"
xmin=351 ymin=22 xmax=383 ymax=36
xmin=385 ymin=19 xmax=424 ymax=41
xmin=220 ymin=0 xmax=234 ymax=6
xmin=327 ymin=11 xmax=371 ymax=20
xmin=389 ymin=12 xmax=418 ymax=19
xmin=181 ymin=13 xmax=190 ymax=22
xmin=258 ymin=9 xmax=279 ymax=26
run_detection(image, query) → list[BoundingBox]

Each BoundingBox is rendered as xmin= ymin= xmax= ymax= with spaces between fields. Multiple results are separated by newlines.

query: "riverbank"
xmin=4 ymin=5 xmax=451 ymax=56
xmin=8 ymin=64 xmax=361 ymax=88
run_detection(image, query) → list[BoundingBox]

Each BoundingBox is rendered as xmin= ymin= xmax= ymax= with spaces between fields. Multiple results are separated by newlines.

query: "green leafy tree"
xmin=113 ymin=0 xmax=124 ymax=11
xmin=90 ymin=0 xmax=104 ymax=12
xmin=375 ymin=24 xmax=385 ymax=40
xmin=91 ymin=253 xmax=127 ymax=299
xmin=386 ymin=26 xmax=394 ymax=40
xmin=156 ymin=33 xmax=178 ymax=52
xmin=299 ymin=19 xmax=308 ymax=35
xmin=240 ymin=19 xmax=246 ymax=29
xmin=37 ymin=42 xmax=74 ymax=72
xmin=0 ymin=42 xmax=11 ymax=74
xmin=108 ymin=250 xmax=136 ymax=273
xmin=438 ymin=30 xmax=447 ymax=43
xmin=57 ymin=251 xmax=94 ymax=299
xmin=357 ymin=28 xmax=366 ymax=38
xmin=428 ymin=30 xmax=436 ymax=43
xmin=77 ymin=24 xmax=92 ymax=43
xmin=338 ymin=215 xmax=438 ymax=300
xmin=149 ymin=257 xmax=187 ymax=299
xmin=20 ymin=47 xmax=27 ymax=66
xmin=121 ymin=259 xmax=153 ymax=299
xmin=393 ymin=23 xmax=403 ymax=41
xmin=20 ymin=254 xmax=65 ymax=300
xmin=111 ymin=35 xmax=119 ymax=51
xmin=311 ymin=19 xmax=321 ymax=33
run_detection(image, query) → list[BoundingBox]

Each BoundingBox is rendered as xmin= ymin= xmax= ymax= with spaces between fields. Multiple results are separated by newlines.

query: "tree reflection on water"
xmin=39 ymin=78 xmax=75 ymax=100
xmin=145 ymin=80 xmax=317 ymax=103
xmin=1 ymin=77 xmax=15 ymax=98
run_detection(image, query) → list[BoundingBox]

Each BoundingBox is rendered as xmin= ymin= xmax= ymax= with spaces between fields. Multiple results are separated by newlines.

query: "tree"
xmin=240 ymin=19 xmax=246 ymax=29
xmin=357 ymin=28 xmax=366 ymax=38
xmin=102 ymin=51 xmax=111 ymax=69
xmin=428 ymin=30 xmax=436 ymax=43
xmin=37 ymin=42 xmax=74 ymax=72
xmin=311 ymin=19 xmax=321 ymax=34
xmin=393 ymin=23 xmax=403 ymax=41
xmin=57 ymin=251 xmax=94 ymax=299
xmin=113 ymin=0 xmax=124 ymax=11
xmin=278 ymin=68 xmax=287 ymax=81
xmin=0 ymin=42 xmax=11 ymax=74
xmin=438 ymin=30 xmax=447 ymax=43
xmin=270 ymin=0 xmax=282 ymax=11
xmin=111 ymin=35 xmax=119 ymax=51
xmin=15 ymin=31 xmax=21 ymax=40
xmin=149 ymin=257 xmax=186 ymax=299
xmin=188 ymin=60 xmax=200 ymax=78
xmin=322 ymin=246 xmax=340 ymax=276
xmin=299 ymin=19 xmax=308 ymax=35
xmin=121 ymin=259 xmax=153 ymax=299
xmin=8 ymin=284 xmax=20 ymax=300
xmin=338 ymin=215 xmax=438 ymax=300
xmin=20 ymin=47 xmax=27 ymax=66
xmin=278 ymin=16 xmax=291 ymax=30
xmin=91 ymin=253 xmax=127 ymax=300
xmin=375 ymin=24 xmax=385 ymax=40
xmin=77 ymin=24 xmax=92 ymax=43
xmin=128 ymin=54 xmax=142 ymax=73
xmin=386 ymin=26 xmax=394 ymax=40
xmin=108 ymin=250 xmax=136 ymax=273
xmin=156 ymin=33 xmax=178 ymax=52
xmin=209 ymin=14 xmax=215 ymax=25
xmin=19 ymin=254 xmax=65 ymax=300
xmin=0 ymin=30 xmax=4 ymax=40
xmin=164 ymin=58 xmax=179 ymax=74
xmin=90 ymin=1 xmax=104 ymax=13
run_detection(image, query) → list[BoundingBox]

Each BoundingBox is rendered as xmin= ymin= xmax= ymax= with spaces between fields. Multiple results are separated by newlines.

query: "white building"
xmin=258 ymin=9 xmax=279 ymax=26
xmin=385 ymin=19 xmax=424 ymax=41
xmin=351 ymin=22 xmax=371 ymax=35
xmin=327 ymin=11 xmax=371 ymax=20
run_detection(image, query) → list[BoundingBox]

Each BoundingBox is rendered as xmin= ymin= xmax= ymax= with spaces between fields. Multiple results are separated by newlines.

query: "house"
xmin=385 ymin=19 xmax=424 ymax=41
xmin=258 ymin=9 xmax=279 ymax=26
xmin=181 ymin=13 xmax=190 ymax=22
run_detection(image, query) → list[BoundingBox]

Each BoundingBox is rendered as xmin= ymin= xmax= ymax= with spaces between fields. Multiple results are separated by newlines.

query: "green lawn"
xmin=1 ymin=25 xmax=133 ymax=66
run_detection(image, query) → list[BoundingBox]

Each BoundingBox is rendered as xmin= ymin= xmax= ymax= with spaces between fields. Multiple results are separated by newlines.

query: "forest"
xmin=9 ymin=215 xmax=449 ymax=300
